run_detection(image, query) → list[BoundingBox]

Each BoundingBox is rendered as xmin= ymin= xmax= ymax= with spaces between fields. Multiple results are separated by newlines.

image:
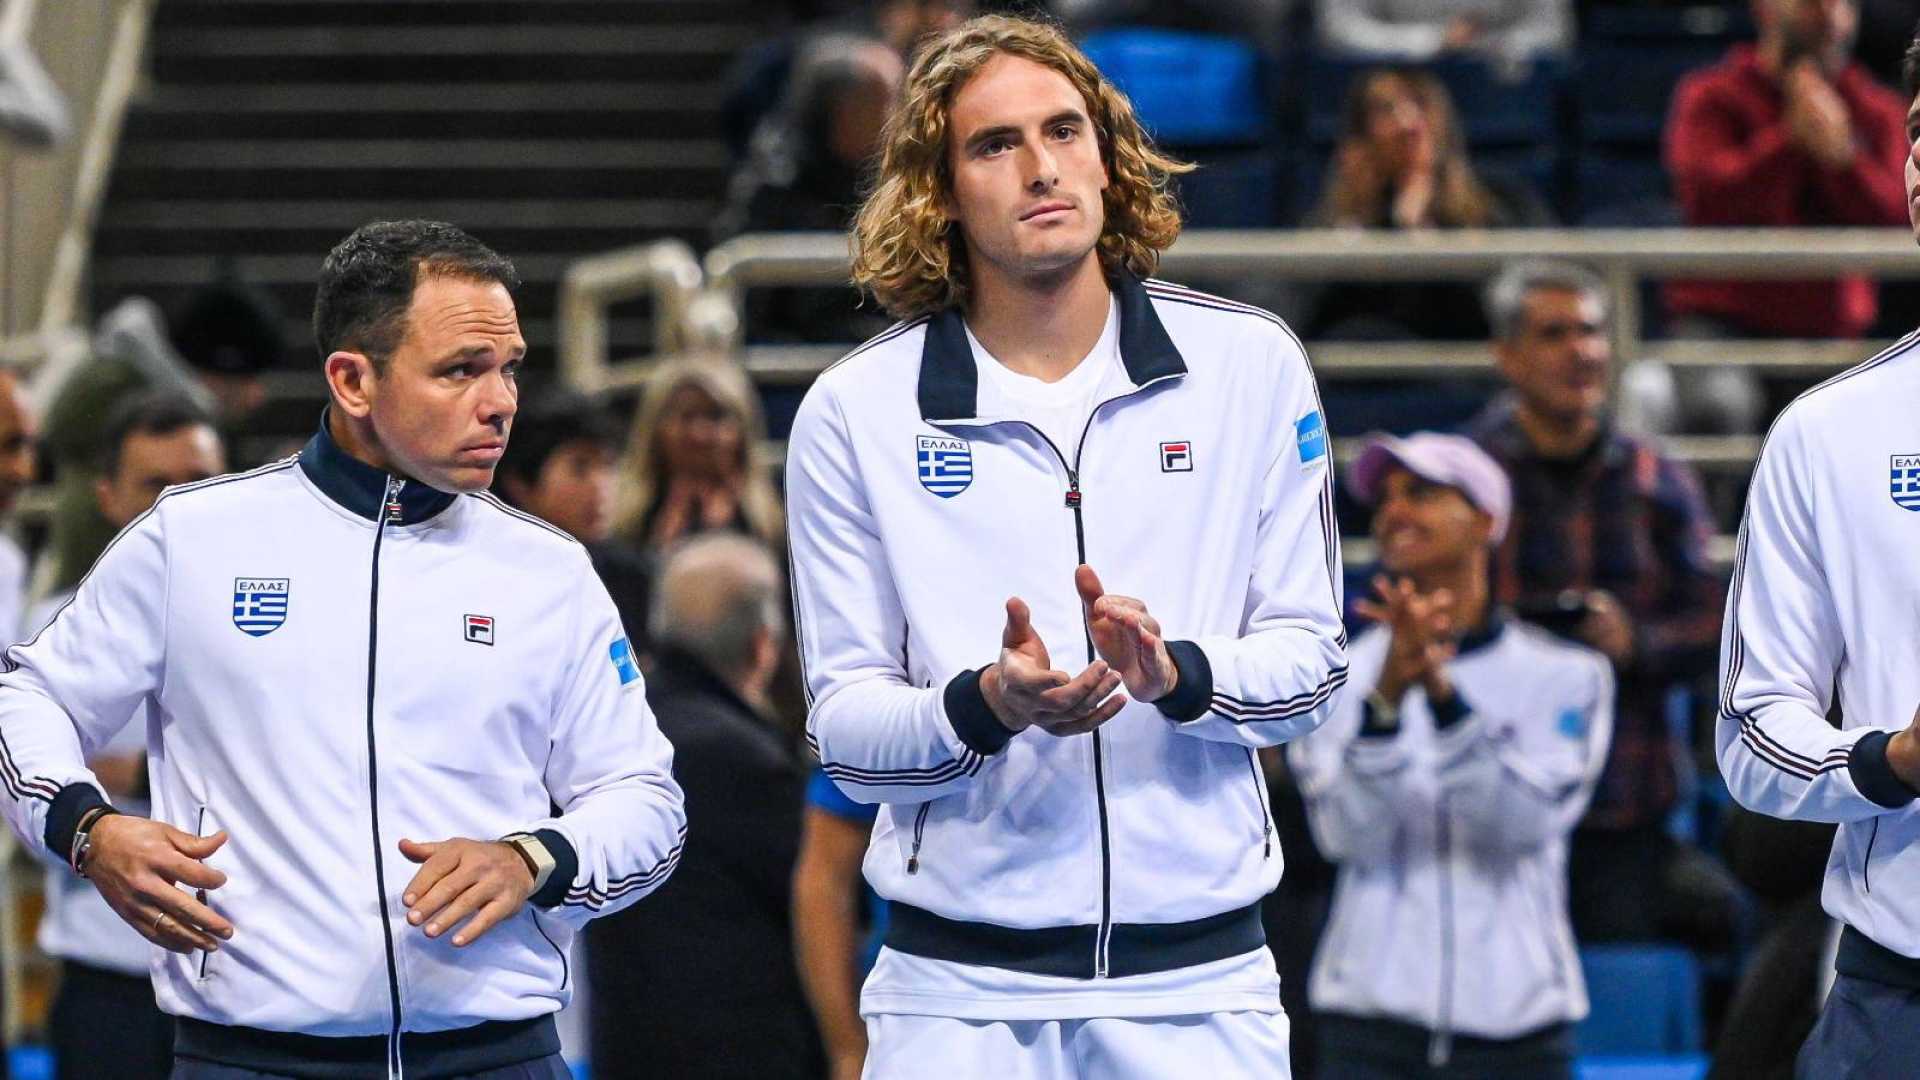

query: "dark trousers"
xmin=1797 ymin=975 xmax=1920 ymax=1080
xmin=1317 ymin=1014 xmax=1573 ymax=1080
xmin=170 ymin=1053 xmax=569 ymax=1080
xmin=53 ymin=962 xmax=172 ymax=1080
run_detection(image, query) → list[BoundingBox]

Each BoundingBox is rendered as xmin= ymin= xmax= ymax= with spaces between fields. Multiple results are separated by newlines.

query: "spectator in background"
xmin=1292 ymin=433 xmax=1610 ymax=1079
xmin=794 ymin=769 xmax=886 ymax=1080
xmin=1303 ymin=67 xmax=1553 ymax=341
xmin=493 ymin=389 xmax=652 ymax=647
xmin=1466 ymin=260 xmax=1737 ymax=949
xmin=1663 ymin=0 xmax=1906 ymax=413
xmin=1315 ymin=0 xmax=1573 ymax=64
xmin=714 ymin=34 xmax=905 ymax=344
xmin=613 ymin=356 xmax=785 ymax=559
xmin=722 ymin=0 xmax=973 ymax=161
xmin=39 ymin=278 xmax=282 ymax=597
xmin=30 ymin=396 xmax=225 ymax=1080
xmin=0 ymin=370 xmax=37 ymax=642
xmin=586 ymin=534 xmax=816 ymax=1079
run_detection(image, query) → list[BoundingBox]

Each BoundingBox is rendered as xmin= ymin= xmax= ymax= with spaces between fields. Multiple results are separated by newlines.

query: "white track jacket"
xmin=0 ymin=421 xmax=685 ymax=1049
xmin=786 ymin=272 xmax=1348 ymax=991
xmin=1718 ymin=332 xmax=1920 ymax=967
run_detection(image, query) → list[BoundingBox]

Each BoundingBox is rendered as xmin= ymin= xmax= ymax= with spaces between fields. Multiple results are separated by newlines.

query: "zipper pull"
xmin=906 ymin=854 xmax=919 ymax=875
xmin=383 ymin=476 xmax=404 ymax=523
xmin=1263 ymin=821 xmax=1272 ymax=860
xmin=1064 ymin=474 xmax=1082 ymax=509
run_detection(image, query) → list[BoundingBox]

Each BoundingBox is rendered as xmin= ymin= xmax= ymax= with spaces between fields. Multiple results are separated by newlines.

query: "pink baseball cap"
xmin=1348 ymin=432 xmax=1512 ymax=545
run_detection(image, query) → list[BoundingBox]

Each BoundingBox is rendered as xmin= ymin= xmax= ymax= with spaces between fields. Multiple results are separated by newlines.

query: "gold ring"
xmin=153 ymin=912 xmax=171 ymax=934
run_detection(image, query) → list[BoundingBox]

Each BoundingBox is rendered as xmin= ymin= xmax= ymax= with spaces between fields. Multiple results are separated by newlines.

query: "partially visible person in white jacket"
xmin=1290 ymin=432 xmax=1611 ymax=1079
xmin=29 ymin=394 xmax=226 ymax=1080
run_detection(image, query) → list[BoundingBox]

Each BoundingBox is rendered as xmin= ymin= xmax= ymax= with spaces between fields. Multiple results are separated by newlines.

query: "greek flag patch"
xmin=1296 ymin=411 xmax=1328 ymax=467
xmin=233 ymin=578 xmax=289 ymax=637
xmin=1891 ymin=454 xmax=1920 ymax=511
xmin=917 ymin=435 xmax=972 ymax=498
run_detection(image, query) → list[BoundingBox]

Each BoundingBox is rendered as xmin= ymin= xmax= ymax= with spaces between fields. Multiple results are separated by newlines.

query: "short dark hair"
xmin=99 ymin=394 xmax=217 ymax=478
xmin=311 ymin=220 xmax=519 ymax=372
xmin=1905 ymin=20 xmax=1920 ymax=101
xmin=496 ymin=389 xmax=623 ymax=492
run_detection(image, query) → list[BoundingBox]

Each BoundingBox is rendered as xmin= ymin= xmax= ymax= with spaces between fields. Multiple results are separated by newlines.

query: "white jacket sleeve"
xmin=0 ymin=505 xmax=167 ymax=862
xmin=524 ymin=563 xmax=686 ymax=927
xmin=1163 ymin=332 xmax=1348 ymax=748
xmin=787 ymin=383 xmax=1005 ymax=805
xmin=1286 ymin=691 xmax=1424 ymax=866
xmin=1439 ymin=656 xmax=1612 ymax=856
xmin=1716 ymin=410 xmax=1915 ymax=821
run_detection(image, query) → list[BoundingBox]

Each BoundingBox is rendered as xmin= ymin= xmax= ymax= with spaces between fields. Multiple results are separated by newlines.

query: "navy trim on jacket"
xmin=885 ymin=899 xmax=1265 ymax=980
xmin=298 ymin=412 xmax=458 ymax=525
xmin=174 ymin=1015 xmax=559 ymax=1079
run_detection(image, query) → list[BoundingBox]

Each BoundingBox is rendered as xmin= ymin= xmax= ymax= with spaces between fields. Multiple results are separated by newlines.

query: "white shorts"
xmin=862 ymin=1010 xmax=1292 ymax=1079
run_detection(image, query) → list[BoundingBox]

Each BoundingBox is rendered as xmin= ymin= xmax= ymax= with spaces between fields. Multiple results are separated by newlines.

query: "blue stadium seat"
xmin=1576 ymin=153 xmax=1674 ymax=223
xmin=1176 ymin=150 xmax=1284 ymax=228
xmin=1079 ymin=30 xmax=1267 ymax=146
xmin=1576 ymin=5 xmax=1750 ymax=146
xmin=1577 ymin=1057 xmax=1710 ymax=1080
xmin=1578 ymin=945 xmax=1704 ymax=1057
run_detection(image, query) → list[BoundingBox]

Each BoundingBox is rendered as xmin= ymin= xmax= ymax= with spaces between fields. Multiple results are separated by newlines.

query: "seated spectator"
xmin=1302 ymin=67 xmax=1554 ymax=341
xmin=29 ymin=395 xmax=226 ymax=1080
xmin=722 ymin=0 xmax=972 ymax=161
xmin=613 ymin=357 xmax=785 ymax=559
xmin=493 ymin=389 xmax=652 ymax=646
xmin=39 ymin=279 xmax=281 ymax=596
xmin=1663 ymin=0 xmax=1906 ymax=344
xmin=0 ymin=370 xmax=35 ymax=643
xmin=1315 ymin=0 xmax=1572 ymax=64
xmin=1466 ymin=260 xmax=1738 ymax=949
xmin=715 ymin=33 xmax=904 ymax=344
xmin=793 ymin=767 xmax=887 ymax=1080
xmin=1291 ymin=432 xmax=1610 ymax=1079
xmin=585 ymin=533 xmax=817 ymax=1079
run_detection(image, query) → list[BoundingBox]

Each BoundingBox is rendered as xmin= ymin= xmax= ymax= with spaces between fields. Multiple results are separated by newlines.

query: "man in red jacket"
xmin=1664 ymin=0 xmax=1907 ymax=344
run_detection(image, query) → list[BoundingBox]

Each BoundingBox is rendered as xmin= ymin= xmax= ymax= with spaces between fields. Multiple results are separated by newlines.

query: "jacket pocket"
xmin=192 ymin=804 xmax=219 ymax=981
xmin=1243 ymin=748 xmax=1273 ymax=859
xmin=905 ymin=802 xmax=932 ymax=875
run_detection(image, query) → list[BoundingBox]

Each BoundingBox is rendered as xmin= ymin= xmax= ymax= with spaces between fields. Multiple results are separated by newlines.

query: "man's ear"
xmin=324 ymin=351 xmax=377 ymax=419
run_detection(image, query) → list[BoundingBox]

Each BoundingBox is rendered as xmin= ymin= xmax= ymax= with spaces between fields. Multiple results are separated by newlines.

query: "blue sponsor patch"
xmin=1557 ymin=707 xmax=1587 ymax=739
xmin=609 ymin=638 xmax=641 ymax=685
xmin=1295 ymin=411 xmax=1327 ymax=466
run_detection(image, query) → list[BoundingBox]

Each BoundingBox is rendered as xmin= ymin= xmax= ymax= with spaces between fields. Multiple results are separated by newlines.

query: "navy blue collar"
xmin=1455 ymin=609 xmax=1508 ymax=658
xmin=298 ymin=413 xmax=459 ymax=525
xmin=916 ymin=270 xmax=1187 ymax=422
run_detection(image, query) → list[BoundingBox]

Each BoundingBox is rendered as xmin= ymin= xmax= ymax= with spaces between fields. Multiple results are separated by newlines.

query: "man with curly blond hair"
xmin=785 ymin=14 xmax=1347 ymax=1077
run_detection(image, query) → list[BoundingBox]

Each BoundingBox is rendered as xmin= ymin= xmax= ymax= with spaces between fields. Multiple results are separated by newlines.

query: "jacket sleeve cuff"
xmin=529 ymin=828 xmax=579 ymax=908
xmin=1155 ymin=640 xmax=1213 ymax=723
xmin=1849 ymin=730 xmax=1919 ymax=810
xmin=945 ymin=667 xmax=1014 ymax=756
xmin=44 ymin=782 xmax=111 ymax=861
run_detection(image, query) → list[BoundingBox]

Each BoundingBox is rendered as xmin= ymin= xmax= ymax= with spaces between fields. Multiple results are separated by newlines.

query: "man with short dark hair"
xmin=1468 ymin=260 xmax=1729 ymax=948
xmin=29 ymin=393 xmax=225 ymax=1080
xmin=494 ymin=391 xmax=650 ymax=644
xmin=0 ymin=220 xmax=686 ymax=1078
xmin=586 ymin=533 xmax=814 ymax=1079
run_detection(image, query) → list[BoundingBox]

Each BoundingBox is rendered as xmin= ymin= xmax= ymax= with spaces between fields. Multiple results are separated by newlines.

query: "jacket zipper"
xmin=1431 ymin=792 xmax=1455 ymax=1068
xmin=907 ymin=802 xmax=931 ymax=874
xmin=1242 ymin=748 xmax=1272 ymax=858
xmin=367 ymin=476 xmax=406 ymax=1078
xmin=195 ymin=806 xmax=212 ymax=979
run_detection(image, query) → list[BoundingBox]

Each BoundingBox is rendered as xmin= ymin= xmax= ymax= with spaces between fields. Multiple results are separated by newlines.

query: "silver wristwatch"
xmin=500 ymin=832 xmax=556 ymax=895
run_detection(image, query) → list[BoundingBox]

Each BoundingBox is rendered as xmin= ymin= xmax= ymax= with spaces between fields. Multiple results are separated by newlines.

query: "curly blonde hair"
xmin=850 ymin=14 xmax=1193 ymax=319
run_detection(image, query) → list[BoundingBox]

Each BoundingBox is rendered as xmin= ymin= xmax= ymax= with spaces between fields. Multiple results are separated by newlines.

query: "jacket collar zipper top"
xmin=914 ymin=272 xmax=1188 ymax=979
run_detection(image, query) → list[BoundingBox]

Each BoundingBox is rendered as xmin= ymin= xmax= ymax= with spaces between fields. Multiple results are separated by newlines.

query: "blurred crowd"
xmin=0 ymin=0 xmax=1909 ymax=1077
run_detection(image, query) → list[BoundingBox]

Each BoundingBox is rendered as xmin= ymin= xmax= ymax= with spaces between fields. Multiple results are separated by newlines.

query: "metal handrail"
xmin=556 ymin=239 xmax=703 ymax=394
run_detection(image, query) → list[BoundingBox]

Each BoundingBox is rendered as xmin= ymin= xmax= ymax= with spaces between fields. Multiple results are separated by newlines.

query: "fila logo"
xmin=1160 ymin=441 xmax=1193 ymax=472
xmin=464 ymin=614 xmax=495 ymax=646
